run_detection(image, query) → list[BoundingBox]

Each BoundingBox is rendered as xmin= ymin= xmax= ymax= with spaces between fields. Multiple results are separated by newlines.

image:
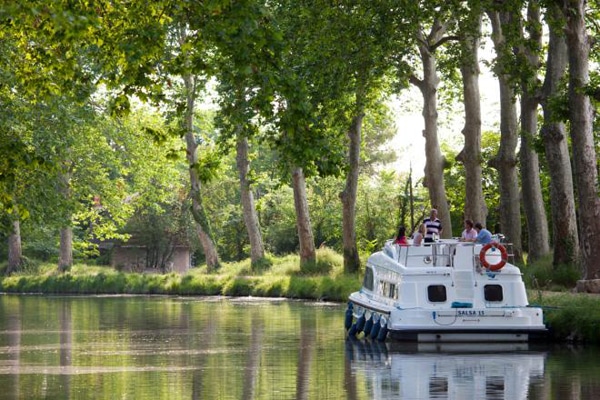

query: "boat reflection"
xmin=345 ymin=338 xmax=546 ymax=399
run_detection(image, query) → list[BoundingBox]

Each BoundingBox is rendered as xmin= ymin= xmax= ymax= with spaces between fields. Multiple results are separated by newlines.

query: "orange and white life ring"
xmin=479 ymin=242 xmax=508 ymax=271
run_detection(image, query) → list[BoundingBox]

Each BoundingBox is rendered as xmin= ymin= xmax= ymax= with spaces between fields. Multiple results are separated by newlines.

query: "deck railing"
xmin=386 ymin=240 xmax=515 ymax=269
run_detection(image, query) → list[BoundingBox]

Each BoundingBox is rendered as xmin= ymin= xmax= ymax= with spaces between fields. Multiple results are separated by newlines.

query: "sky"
xmin=390 ymin=66 xmax=502 ymax=179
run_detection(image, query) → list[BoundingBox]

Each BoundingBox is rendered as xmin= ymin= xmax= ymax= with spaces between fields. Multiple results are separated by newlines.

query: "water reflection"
xmin=345 ymin=338 xmax=546 ymax=399
xmin=0 ymin=295 xmax=346 ymax=399
xmin=0 ymin=295 xmax=599 ymax=399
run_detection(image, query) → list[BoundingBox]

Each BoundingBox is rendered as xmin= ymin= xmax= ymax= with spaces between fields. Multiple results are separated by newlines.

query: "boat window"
xmin=380 ymin=281 xmax=398 ymax=300
xmin=484 ymin=284 xmax=503 ymax=302
xmin=427 ymin=285 xmax=447 ymax=302
xmin=363 ymin=267 xmax=374 ymax=291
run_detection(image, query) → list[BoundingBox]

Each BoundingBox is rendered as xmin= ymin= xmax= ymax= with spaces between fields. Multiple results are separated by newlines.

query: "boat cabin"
xmin=364 ymin=240 xmax=528 ymax=311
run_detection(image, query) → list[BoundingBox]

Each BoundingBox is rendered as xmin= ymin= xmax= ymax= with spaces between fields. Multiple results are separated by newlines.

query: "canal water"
xmin=0 ymin=295 xmax=597 ymax=399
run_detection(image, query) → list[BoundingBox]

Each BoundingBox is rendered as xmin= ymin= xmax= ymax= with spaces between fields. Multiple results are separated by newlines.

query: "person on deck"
xmin=423 ymin=209 xmax=442 ymax=243
xmin=474 ymin=222 xmax=492 ymax=244
xmin=460 ymin=219 xmax=478 ymax=242
xmin=394 ymin=226 xmax=408 ymax=246
xmin=412 ymin=223 xmax=426 ymax=246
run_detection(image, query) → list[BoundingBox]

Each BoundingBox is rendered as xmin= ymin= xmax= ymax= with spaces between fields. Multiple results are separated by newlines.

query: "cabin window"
xmin=380 ymin=281 xmax=398 ymax=300
xmin=427 ymin=285 xmax=447 ymax=302
xmin=484 ymin=284 xmax=503 ymax=302
xmin=363 ymin=267 xmax=374 ymax=291
xmin=429 ymin=377 xmax=448 ymax=397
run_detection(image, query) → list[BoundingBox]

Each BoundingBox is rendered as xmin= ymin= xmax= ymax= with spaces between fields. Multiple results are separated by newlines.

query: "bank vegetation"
xmin=1 ymin=248 xmax=598 ymax=345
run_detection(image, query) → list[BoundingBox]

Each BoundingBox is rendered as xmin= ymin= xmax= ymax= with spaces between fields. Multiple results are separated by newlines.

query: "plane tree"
xmin=391 ymin=1 xmax=465 ymax=240
xmin=0 ymin=1 xmax=186 ymax=272
xmin=557 ymin=0 xmax=600 ymax=281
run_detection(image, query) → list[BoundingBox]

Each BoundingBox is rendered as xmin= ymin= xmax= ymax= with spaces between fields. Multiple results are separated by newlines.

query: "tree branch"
xmin=409 ymin=74 xmax=424 ymax=90
xmin=431 ymin=35 xmax=460 ymax=51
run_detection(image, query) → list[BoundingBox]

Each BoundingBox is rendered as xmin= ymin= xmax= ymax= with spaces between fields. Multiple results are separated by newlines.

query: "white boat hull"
xmin=346 ymin=240 xmax=547 ymax=342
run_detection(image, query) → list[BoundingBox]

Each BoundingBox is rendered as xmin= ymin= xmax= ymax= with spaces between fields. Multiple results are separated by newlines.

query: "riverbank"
xmin=0 ymin=249 xmax=356 ymax=302
xmin=1 ymin=250 xmax=598 ymax=345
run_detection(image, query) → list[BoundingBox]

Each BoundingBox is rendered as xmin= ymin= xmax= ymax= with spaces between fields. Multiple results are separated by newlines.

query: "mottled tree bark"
xmin=236 ymin=135 xmax=265 ymax=268
xmin=291 ymin=166 xmax=316 ymax=267
xmin=456 ymin=11 xmax=487 ymax=224
xmin=410 ymin=19 xmax=452 ymax=238
xmin=540 ymin=4 xmax=579 ymax=266
xmin=560 ymin=0 xmax=600 ymax=279
xmin=183 ymin=73 xmax=220 ymax=271
xmin=7 ymin=219 xmax=22 ymax=275
xmin=58 ymin=227 xmax=73 ymax=272
xmin=58 ymin=170 xmax=73 ymax=272
xmin=488 ymin=9 xmax=523 ymax=263
xmin=518 ymin=3 xmax=550 ymax=262
xmin=341 ymin=113 xmax=363 ymax=274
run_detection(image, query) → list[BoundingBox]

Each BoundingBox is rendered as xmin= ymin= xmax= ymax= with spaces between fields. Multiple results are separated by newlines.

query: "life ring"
xmin=479 ymin=242 xmax=508 ymax=271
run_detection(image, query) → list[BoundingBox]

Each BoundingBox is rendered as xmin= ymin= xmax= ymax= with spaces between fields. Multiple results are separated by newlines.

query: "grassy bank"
xmin=1 ymin=248 xmax=599 ymax=344
xmin=0 ymin=248 xmax=358 ymax=302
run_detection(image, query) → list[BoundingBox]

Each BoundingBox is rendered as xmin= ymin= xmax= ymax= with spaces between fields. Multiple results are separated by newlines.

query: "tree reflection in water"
xmin=0 ymin=296 xmax=600 ymax=399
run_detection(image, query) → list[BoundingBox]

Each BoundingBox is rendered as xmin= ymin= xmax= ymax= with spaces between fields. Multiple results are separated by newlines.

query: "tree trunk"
xmin=236 ymin=135 xmax=265 ymax=267
xmin=411 ymin=21 xmax=452 ymax=238
xmin=7 ymin=219 xmax=22 ymax=275
xmin=540 ymin=5 xmax=579 ymax=266
xmin=341 ymin=113 xmax=363 ymax=274
xmin=58 ymin=227 xmax=73 ymax=272
xmin=291 ymin=166 xmax=316 ymax=267
xmin=456 ymin=11 xmax=487 ymax=224
xmin=58 ymin=169 xmax=73 ymax=272
xmin=561 ymin=0 xmax=600 ymax=279
xmin=518 ymin=2 xmax=550 ymax=262
xmin=488 ymin=10 xmax=523 ymax=263
xmin=183 ymin=73 xmax=220 ymax=271
xmin=520 ymin=92 xmax=549 ymax=262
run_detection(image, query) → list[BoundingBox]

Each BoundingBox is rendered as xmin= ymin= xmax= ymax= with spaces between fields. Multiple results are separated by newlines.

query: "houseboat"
xmin=345 ymin=239 xmax=547 ymax=342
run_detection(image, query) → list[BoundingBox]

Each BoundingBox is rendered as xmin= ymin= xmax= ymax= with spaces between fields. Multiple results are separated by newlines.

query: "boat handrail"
xmin=385 ymin=240 xmax=516 ymax=269
xmin=398 ymin=242 xmax=453 ymax=268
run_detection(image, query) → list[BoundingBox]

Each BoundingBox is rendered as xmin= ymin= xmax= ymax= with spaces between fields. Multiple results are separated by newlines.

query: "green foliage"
xmin=222 ymin=276 xmax=257 ymax=296
xmin=356 ymin=171 xmax=429 ymax=251
xmin=253 ymin=276 xmax=287 ymax=297
xmin=259 ymin=186 xmax=299 ymax=255
xmin=5 ymin=0 xmax=594 ymax=284
xmin=441 ymin=145 xmax=466 ymax=237
xmin=480 ymin=131 xmax=502 ymax=229
xmin=539 ymin=293 xmax=600 ymax=344
xmin=0 ymin=256 xmax=40 ymax=276
xmin=309 ymin=177 xmax=344 ymax=249
xmin=523 ymin=254 xmax=581 ymax=291
xmin=21 ymin=226 xmax=59 ymax=261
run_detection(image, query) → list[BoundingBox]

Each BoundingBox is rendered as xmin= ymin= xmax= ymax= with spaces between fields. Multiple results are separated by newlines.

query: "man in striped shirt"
xmin=423 ymin=208 xmax=443 ymax=243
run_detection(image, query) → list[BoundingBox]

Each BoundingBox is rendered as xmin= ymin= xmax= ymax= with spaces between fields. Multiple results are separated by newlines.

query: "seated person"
xmin=459 ymin=219 xmax=478 ymax=242
xmin=412 ymin=223 xmax=426 ymax=246
xmin=473 ymin=222 xmax=492 ymax=244
xmin=394 ymin=226 xmax=408 ymax=246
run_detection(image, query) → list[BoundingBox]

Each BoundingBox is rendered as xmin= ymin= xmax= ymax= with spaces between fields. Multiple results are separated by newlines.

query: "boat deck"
xmin=346 ymin=240 xmax=547 ymax=342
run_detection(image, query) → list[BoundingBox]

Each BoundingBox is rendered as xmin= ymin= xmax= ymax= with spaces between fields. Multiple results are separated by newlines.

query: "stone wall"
xmin=111 ymin=245 xmax=191 ymax=273
xmin=576 ymin=279 xmax=600 ymax=294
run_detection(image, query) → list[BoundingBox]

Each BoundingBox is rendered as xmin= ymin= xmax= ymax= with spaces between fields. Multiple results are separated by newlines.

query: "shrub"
xmin=523 ymin=255 xmax=580 ymax=291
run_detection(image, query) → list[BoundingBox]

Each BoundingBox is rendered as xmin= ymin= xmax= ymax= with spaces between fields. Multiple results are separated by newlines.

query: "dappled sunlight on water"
xmin=0 ymin=295 xmax=599 ymax=399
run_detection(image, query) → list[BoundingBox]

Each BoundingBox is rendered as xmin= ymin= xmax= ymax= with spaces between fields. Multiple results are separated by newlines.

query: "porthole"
xmin=428 ymin=285 xmax=447 ymax=302
xmin=484 ymin=284 xmax=503 ymax=302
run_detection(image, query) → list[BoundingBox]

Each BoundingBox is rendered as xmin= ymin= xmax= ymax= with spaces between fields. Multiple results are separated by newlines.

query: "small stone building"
xmin=110 ymin=244 xmax=191 ymax=274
